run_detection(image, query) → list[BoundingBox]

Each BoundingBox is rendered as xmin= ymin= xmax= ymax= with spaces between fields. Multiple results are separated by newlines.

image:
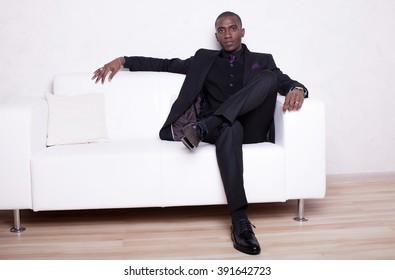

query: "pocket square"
xmin=251 ymin=62 xmax=261 ymax=70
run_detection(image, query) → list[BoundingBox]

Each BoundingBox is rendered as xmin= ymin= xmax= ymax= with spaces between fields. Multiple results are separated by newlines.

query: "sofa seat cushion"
xmin=31 ymin=139 xmax=287 ymax=211
xmin=31 ymin=140 xmax=162 ymax=211
xmin=161 ymin=141 xmax=287 ymax=206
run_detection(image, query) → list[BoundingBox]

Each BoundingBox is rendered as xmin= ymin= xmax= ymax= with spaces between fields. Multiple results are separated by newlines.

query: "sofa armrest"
xmin=274 ymin=96 xmax=326 ymax=199
xmin=0 ymin=96 xmax=48 ymax=209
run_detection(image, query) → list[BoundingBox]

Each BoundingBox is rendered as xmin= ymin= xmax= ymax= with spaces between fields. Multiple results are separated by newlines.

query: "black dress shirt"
xmin=199 ymin=46 xmax=245 ymax=118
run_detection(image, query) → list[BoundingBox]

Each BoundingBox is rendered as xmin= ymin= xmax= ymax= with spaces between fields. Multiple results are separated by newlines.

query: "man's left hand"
xmin=283 ymin=89 xmax=305 ymax=112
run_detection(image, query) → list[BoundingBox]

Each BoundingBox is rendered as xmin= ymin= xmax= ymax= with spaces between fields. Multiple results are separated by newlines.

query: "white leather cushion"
xmin=46 ymin=93 xmax=108 ymax=146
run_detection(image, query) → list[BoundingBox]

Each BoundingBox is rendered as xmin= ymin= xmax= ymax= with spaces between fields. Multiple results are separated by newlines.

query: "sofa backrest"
xmin=53 ymin=71 xmax=185 ymax=140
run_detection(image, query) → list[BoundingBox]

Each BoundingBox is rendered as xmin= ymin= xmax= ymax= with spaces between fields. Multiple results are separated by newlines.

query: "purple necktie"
xmin=229 ymin=54 xmax=236 ymax=63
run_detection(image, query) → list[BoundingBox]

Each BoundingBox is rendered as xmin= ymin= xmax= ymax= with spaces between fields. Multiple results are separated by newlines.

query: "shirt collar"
xmin=219 ymin=44 xmax=246 ymax=61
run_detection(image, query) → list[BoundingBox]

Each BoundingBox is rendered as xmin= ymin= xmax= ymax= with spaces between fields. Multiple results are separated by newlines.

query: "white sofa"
xmin=0 ymin=72 xmax=326 ymax=232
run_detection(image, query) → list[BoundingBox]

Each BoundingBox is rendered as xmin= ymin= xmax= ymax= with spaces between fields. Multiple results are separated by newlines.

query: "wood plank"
xmin=1 ymin=178 xmax=395 ymax=259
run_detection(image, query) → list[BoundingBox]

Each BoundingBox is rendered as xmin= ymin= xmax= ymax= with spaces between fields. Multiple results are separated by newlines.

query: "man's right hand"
xmin=92 ymin=57 xmax=125 ymax=84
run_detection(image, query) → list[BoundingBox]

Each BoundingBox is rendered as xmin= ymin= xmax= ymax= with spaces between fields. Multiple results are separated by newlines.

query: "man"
xmin=92 ymin=11 xmax=307 ymax=255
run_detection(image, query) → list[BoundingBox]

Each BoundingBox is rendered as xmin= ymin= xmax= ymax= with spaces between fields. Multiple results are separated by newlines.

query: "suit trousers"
xmin=203 ymin=70 xmax=278 ymax=213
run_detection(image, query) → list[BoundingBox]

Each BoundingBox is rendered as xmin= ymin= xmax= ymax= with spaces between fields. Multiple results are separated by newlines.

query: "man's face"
xmin=215 ymin=15 xmax=245 ymax=53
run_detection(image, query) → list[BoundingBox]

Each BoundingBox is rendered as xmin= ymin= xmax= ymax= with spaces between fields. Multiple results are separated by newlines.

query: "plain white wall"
xmin=1 ymin=0 xmax=395 ymax=176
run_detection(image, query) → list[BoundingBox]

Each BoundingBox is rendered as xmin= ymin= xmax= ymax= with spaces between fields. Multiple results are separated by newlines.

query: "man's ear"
xmin=241 ymin=28 xmax=245 ymax=37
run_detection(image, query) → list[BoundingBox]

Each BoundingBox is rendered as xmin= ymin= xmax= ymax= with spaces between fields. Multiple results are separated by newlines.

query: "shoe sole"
xmin=181 ymin=136 xmax=195 ymax=150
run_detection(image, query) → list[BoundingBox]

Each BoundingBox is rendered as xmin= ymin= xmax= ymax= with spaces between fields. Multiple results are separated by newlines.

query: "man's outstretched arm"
xmin=92 ymin=56 xmax=192 ymax=84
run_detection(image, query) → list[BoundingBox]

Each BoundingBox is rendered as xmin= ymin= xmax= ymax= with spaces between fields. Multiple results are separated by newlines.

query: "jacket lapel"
xmin=243 ymin=46 xmax=254 ymax=86
xmin=195 ymin=50 xmax=218 ymax=90
xmin=161 ymin=49 xmax=218 ymax=129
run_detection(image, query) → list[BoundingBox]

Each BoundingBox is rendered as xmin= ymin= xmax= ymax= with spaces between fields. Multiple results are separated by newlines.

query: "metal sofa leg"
xmin=10 ymin=209 xmax=26 ymax=233
xmin=294 ymin=199 xmax=308 ymax=222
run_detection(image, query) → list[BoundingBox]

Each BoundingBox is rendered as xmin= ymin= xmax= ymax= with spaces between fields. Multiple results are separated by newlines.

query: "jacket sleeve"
xmin=123 ymin=56 xmax=192 ymax=75
xmin=266 ymin=54 xmax=308 ymax=97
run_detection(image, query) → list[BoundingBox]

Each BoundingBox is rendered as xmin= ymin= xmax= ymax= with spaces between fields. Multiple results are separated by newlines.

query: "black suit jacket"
xmin=123 ymin=44 xmax=307 ymax=141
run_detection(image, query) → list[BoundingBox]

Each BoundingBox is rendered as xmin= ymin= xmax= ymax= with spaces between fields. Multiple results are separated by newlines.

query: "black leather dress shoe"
xmin=181 ymin=123 xmax=203 ymax=150
xmin=231 ymin=219 xmax=261 ymax=255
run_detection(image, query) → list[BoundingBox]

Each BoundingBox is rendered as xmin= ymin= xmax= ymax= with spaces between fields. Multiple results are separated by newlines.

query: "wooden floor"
xmin=1 ymin=179 xmax=395 ymax=260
